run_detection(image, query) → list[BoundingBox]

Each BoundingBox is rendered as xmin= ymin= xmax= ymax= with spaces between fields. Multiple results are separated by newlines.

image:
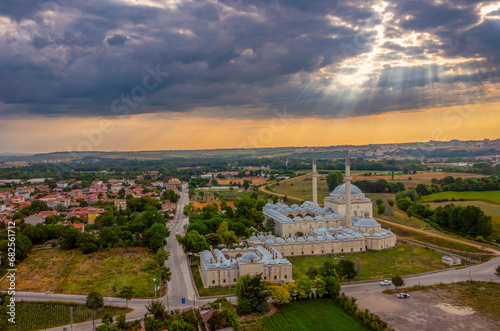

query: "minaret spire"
xmin=312 ymin=150 xmax=318 ymax=206
xmin=345 ymin=146 xmax=352 ymax=228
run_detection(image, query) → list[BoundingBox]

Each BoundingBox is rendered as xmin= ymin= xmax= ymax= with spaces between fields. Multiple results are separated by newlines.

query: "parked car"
xmin=380 ymin=280 xmax=392 ymax=286
xmin=175 ymin=232 xmax=179 ymax=236
xmin=397 ymin=293 xmax=410 ymax=299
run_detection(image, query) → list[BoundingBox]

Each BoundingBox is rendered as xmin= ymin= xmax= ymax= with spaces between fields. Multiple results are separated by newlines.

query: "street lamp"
xmin=153 ymin=278 xmax=157 ymax=298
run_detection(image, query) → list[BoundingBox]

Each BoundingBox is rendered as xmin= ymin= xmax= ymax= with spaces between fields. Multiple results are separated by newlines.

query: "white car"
xmin=397 ymin=293 xmax=410 ymax=299
xmin=380 ymin=280 xmax=392 ymax=286
xmin=175 ymin=232 xmax=179 ymax=236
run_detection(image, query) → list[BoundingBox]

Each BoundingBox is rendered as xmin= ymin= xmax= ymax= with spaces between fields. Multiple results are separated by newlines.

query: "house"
xmin=11 ymin=195 xmax=25 ymax=204
xmin=72 ymin=223 xmax=85 ymax=233
xmin=442 ymin=256 xmax=461 ymax=266
xmin=85 ymin=194 xmax=99 ymax=205
xmin=152 ymin=181 xmax=164 ymax=187
xmin=69 ymin=189 xmax=84 ymax=198
xmin=84 ymin=209 xmax=104 ymax=224
xmin=24 ymin=214 xmax=45 ymax=226
xmin=162 ymin=201 xmax=176 ymax=213
xmin=114 ymin=199 xmax=127 ymax=210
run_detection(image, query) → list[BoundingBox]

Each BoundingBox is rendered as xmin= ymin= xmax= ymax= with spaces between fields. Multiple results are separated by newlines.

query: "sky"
xmin=1 ymin=0 xmax=500 ymax=153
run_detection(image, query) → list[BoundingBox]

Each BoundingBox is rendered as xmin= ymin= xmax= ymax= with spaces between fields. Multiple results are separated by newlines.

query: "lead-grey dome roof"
xmin=332 ymin=183 xmax=363 ymax=196
xmin=354 ymin=218 xmax=380 ymax=227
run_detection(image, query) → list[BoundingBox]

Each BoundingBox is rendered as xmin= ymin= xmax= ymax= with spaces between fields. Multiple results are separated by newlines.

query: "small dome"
xmin=291 ymin=204 xmax=299 ymax=208
xmin=331 ymin=183 xmax=363 ymax=196
xmin=304 ymin=216 xmax=314 ymax=221
xmin=314 ymin=215 xmax=324 ymax=220
xmin=317 ymin=236 xmax=325 ymax=241
xmin=265 ymin=239 xmax=275 ymax=244
xmin=276 ymin=237 xmax=286 ymax=243
xmin=296 ymin=237 xmax=306 ymax=242
xmin=258 ymin=235 xmax=266 ymax=240
xmin=306 ymin=236 xmax=316 ymax=242
xmin=326 ymin=234 xmax=335 ymax=240
xmin=208 ymin=264 xmax=218 ymax=269
xmin=235 ymin=247 xmax=242 ymax=250
xmin=337 ymin=234 xmax=345 ymax=240
xmin=240 ymin=252 xmax=260 ymax=262
xmin=354 ymin=218 xmax=381 ymax=227
xmin=284 ymin=207 xmax=293 ymax=212
xmin=363 ymin=232 xmax=371 ymax=236
xmin=286 ymin=238 xmax=296 ymax=243
xmin=267 ymin=234 xmax=275 ymax=239
xmin=293 ymin=216 xmax=303 ymax=221
xmin=221 ymin=248 xmax=228 ymax=251
xmin=337 ymin=226 xmax=344 ymax=231
xmin=248 ymin=235 xmax=258 ymax=241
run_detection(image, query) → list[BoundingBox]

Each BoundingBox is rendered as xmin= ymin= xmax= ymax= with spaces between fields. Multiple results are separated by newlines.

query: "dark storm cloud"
xmin=0 ymin=0 xmax=499 ymax=120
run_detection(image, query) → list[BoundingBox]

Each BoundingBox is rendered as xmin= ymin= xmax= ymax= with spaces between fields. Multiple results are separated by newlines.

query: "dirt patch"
xmin=349 ymin=289 xmax=499 ymax=331
xmin=215 ymin=177 xmax=268 ymax=186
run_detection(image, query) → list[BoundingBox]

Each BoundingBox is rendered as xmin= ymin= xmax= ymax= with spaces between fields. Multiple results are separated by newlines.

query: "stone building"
xmin=199 ymin=245 xmax=293 ymax=288
xmin=256 ymin=148 xmax=397 ymax=257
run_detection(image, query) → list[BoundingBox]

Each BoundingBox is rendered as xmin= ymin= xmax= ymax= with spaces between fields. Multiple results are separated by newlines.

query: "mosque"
xmin=198 ymin=149 xmax=396 ymax=287
xmin=248 ymin=149 xmax=397 ymax=256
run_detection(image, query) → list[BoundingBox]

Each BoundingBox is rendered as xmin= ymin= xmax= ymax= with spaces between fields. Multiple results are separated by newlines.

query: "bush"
xmin=387 ymin=199 xmax=394 ymax=206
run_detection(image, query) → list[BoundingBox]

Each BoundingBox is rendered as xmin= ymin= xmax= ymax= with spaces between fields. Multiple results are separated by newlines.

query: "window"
xmin=311 ymin=251 xmax=314 ymax=254
xmin=301 ymin=251 xmax=304 ymax=255
xmin=264 ymin=276 xmax=267 ymax=280
xmin=234 ymin=278 xmax=236 ymax=282
xmin=331 ymin=249 xmax=334 ymax=253
xmin=274 ymin=275 xmax=277 ymax=280
xmin=360 ymin=247 xmax=362 ymax=251
xmin=291 ymin=252 xmax=294 ymax=255
xmin=284 ymin=275 xmax=287 ymax=279
xmin=321 ymin=250 xmax=324 ymax=254
xmin=212 ymin=280 xmax=215 ymax=284
xmin=351 ymin=248 xmax=353 ymax=252
xmin=341 ymin=249 xmax=344 ymax=252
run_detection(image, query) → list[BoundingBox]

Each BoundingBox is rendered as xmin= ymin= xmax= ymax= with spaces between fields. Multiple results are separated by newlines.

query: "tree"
xmin=101 ymin=312 xmax=113 ymax=325
xmin=354 ymin=257 xmax=362 ymax=281
xmin=387 ymin=198 xmax=395 ymax=206
xmin=118 ymin=286 xmax=134 ymax=308
xmin=392 ymin=275 xmax=405 ymax=289
xmin=177 ymin=230 xmax=209 ymax=253
xmin=265 ymin=282 xmax=291 ymax=305
xmin=296 ymin=279 xmax=312 ymax=299
xmin=306 ymin=267 xmax=319 ymax=280
xmin=313 ymin=277 xmax=327 ymax=298
xmin=143 ymin=223 xmax=169 ymax=251
xmin=146 ymin=300 xmax=166 ymax=320
xmin=211 ymin=179 xmax=219 ymax=186
xmin=86 ymin=291 xmax=104 ymax=330
xmin=323 ymin=275 xmax=341 ymax=299
xmin=495 ymin=265 xmax=500 ymax=279
xmin=242 ymin=179 xmax=251 ymax=190
xmin=338 ymin=260 xmax=357 ymax=281
xmin=59 ymin=227 xmax=81 ymax=250
xmin=235 ymin=274 xmax=270 ymax=314
xmin=327 ymin=171 xmax=344 ymax=191
xmin=377 ymin=204 xmax=386 ymax=215
xmin=217 ymin=221 xmax=239 ymax=249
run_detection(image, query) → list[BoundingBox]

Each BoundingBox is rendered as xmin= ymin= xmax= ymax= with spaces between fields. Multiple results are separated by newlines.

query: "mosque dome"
xmin=354 ymin=218 xmax=380 ymax=227
xmin=332 ymin=183 xmax=363 ymax=196
xmin=240 ymin=252 xmax=260 ymax=262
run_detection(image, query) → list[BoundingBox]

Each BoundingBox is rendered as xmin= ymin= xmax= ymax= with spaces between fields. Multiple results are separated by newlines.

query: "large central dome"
xmin=331 ymin=183 xmax=363 ymax=196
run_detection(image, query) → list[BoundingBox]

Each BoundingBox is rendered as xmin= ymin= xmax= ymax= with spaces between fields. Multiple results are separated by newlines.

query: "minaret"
xmin=312 ymin=152 xmax=318 ymax=206
xmin=345 ymin=146 xmax=352 ymax=228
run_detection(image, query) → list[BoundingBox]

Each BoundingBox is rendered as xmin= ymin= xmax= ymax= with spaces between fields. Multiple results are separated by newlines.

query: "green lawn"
xmin=288 ymin=242 xmax=451 ymax=282
xmin=5 ymin=301 xmax=129 ymax=331
xmin=419 ymin=191 xmax=500 ymax=204
xmin=271 ymin=176 xmax=330 ymax=204
xmin=190 ymin=257 xmax=233 ymax=297
xmin=425 ymin=200 xmax=500 ymax=215
xmin=258 ymin=299 xmax=367 ymax=331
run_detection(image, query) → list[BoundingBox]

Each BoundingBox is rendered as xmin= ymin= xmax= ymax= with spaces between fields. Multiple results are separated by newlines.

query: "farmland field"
xmin=0 ymin=247 xmax=156 ymax=297
xmin=287 ymin=242 xmax=450 ymax=282
xmin=258 ymin=299 xmax=367 ymax=331
xmin=352 ymin=171 xmax=487 ymax=190
xmin=215 ymin=177 xmax=268 ymax=186
xmin=419 ymin=191 xmax=500 ymax=205
xmin=6 ymin=301 xmax=129 ymax=331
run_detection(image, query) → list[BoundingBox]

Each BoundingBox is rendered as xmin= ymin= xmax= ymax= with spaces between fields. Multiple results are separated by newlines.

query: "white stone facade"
xmin=199 ymin=246 xmax=293 ymax=288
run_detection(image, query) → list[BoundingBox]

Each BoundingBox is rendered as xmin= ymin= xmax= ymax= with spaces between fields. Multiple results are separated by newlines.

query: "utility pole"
xmin=153 ymin=278 xmax=157 ymax=298
xmin=70 ymin=306 xmax=73 ymax=331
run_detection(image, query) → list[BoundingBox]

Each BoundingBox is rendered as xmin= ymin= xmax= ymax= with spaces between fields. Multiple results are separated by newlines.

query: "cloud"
xmin=0 ymin=0 xmax=499 ymax=121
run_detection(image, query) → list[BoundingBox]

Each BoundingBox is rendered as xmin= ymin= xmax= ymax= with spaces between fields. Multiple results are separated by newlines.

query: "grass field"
xmin=287 ymin=242 xmax=450 ymax=281
xmin=383 ymin=281 xmax=500 ymax=322
xmin=193 ymin=190 xmax=250 ymax=202
xmin=215 ymin=177 xmax=268 ymax=186
xmin=0 ymin=247 xmax=156 ymax=297
xmin=419 ymin=191 xmax=500 ymax=205
xmin=6 ymin=301 xmax=129 ymax=331
xmin=426 ymin=200 xmax=500 ymax=215
xmin=190 ymin=256 xmax=233 ymax=297
xmin=271 ymin=175 xmax=330 ymax=204
xmin=257 ymin=299 xmax=367 ymax=331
